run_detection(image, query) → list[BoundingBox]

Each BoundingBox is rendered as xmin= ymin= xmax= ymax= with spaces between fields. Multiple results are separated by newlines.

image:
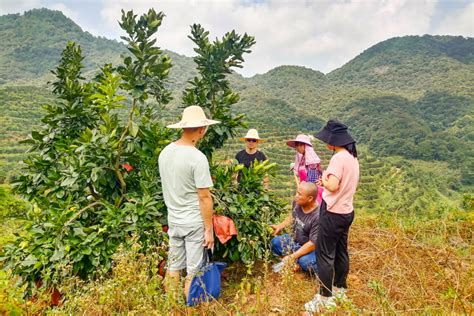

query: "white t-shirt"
xmin=158 ymin=142 xmax=213 ymax=226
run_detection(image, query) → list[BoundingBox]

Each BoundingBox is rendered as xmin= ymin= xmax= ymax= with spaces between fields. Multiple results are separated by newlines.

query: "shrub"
xmin=212 ymin=160 xmax=286 ymax=264
xmin=2 ymin=9 xmax=176 ymax=291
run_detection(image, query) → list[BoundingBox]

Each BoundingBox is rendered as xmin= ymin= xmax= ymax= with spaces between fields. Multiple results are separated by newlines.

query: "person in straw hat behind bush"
xmin=235 ymin=128 xmax=267 ymax=168
xmin=235 ymin=128 xmax=268 ymax=184
xmin=158 ymin=105 xmax=220 ymax=301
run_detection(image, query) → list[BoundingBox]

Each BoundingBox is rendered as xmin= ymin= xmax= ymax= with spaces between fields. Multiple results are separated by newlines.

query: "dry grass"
xmin=190 ymin=213 xmax=473 ymax=315
xmin=2 ymin=211 xmax=472 ymax=314
xmin=349 ymin=216 xmax=473 ymax=314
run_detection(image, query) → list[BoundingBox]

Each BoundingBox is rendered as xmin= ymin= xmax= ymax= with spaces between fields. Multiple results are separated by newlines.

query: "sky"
xmin=1 ymin=0 xmax=473 ymax=77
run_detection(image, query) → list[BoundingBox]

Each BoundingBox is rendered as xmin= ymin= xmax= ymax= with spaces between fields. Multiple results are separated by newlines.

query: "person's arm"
xmin=197 ymin=188 xmax=214 ymax=249
xmin=293 ymin=173 xmax=300 ymax=189
xmin=322 ymin=170 xmax=340 ymax=192
xmin=285 ymin=213 xmax=319 ymax=261
xmin=322 ymin=154 xmax=342 ymax=192
xmin=270 ymin=214 xmax=292 ymax=236
xmin=284 ymin=241 xmax=316 ymax=261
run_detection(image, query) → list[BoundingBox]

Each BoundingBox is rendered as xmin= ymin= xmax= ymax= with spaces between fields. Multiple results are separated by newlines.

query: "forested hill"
xmin=0 ymin=8 xmax=196 ymax=87
xmin=0 ymin=8 xmax=123 ymax=83
xmin=239 ymin=36 xmax=474 ymax=187
xmin=0 ymin=8 xmax=473 ymax=195
xmin=327 ymin=35 xmax=474 ymax=96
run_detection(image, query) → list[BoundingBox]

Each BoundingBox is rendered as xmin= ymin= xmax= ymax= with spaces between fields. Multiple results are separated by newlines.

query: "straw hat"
xmin=240 ymin=129 xmax=264 ymax=142
xmin=286 ymin=134 xmax=313 ymax=148
xmin=167 ymin=105 xmax=220 ymax=129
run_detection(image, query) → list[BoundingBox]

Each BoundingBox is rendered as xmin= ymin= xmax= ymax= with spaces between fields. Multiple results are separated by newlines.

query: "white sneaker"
xmin=333 ymin=287 xmax=348 ymax=301
xmin=304 ymin=294 xmax=337 ymax=313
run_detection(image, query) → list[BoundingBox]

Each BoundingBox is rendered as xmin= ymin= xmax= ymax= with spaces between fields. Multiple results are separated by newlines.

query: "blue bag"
xmin=187 ymin=249 xmax=226 ymax=306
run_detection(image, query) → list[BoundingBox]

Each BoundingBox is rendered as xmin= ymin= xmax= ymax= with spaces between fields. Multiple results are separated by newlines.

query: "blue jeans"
xmin=271 ymin=234 xmax=317 ymax=273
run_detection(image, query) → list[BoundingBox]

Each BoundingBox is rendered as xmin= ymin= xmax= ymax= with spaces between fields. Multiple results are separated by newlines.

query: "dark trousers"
xmin=316 ymin=200 xmax=354 ymax=297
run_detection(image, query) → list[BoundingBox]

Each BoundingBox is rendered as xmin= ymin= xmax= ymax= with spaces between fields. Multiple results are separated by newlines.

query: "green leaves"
xmin=20 ymin=254 xmax=38 ymax=267
xmin=117 ymin=9 xmax=172 ymax=105
xmin=129 ymin=121 xmax=139 ymax=137
xmin=4 ymin=9 xmax=175 ymax=291
xmin=212 ymin=161 xmax=284 ymax=264
xmin=50 ymin=42 xmax=85 ymax=102
xmin=4 ymin=7 xmax=261 ymax=293
xmin=182 ymin=24 xmax=255 ymax=161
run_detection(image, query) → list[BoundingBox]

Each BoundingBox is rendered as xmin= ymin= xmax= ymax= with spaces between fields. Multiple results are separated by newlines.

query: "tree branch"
xmin=63 ymin=201 xmax=103 ymax=227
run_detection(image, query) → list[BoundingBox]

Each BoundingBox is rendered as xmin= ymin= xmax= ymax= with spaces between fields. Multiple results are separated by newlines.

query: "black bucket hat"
xmin=314 ymin=120 xmax=356 ymax=146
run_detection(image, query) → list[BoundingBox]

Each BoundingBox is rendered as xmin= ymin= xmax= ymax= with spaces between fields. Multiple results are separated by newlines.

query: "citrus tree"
xmin=182 ymin=24 xmax=255 ymax=161
xmin=3 ymin=9 xmax=175 ymax=290
xmin=182 ymin=26 xmax=285 ymax=264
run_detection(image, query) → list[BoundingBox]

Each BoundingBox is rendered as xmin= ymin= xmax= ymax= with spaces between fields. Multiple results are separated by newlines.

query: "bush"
xmin=212 ymin=160 xmax=286 ymax=264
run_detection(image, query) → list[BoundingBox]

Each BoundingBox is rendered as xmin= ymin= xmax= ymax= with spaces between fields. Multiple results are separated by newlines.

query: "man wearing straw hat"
xmin=158 ymin=105 xmax=220 ymax=301
xmin=235 ymin=129 xmax=268 ymax=183
xmin=235 ymin=128 xmax=267 ymax=168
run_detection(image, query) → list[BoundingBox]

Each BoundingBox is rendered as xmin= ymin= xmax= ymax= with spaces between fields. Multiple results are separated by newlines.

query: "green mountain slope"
xmin=327 ymin=35 xmax=474 ymax=98
xmin=0 ymin=9 xmax=125 ymax=84
xmin=242 ymin=36 xmax=474 ymax=189
xmin=0 ymin=8 xmax=197 ymax=88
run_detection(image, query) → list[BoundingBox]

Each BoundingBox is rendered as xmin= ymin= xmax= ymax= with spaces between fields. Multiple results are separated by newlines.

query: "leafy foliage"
xmin=177 ymin=23 xmax=284 ymax=264
xmin=212 ymin=160 xmax=285 ymax=264
xmin=1 ymin=8 xmax=279 ymax=294
xmin=182 ymin=24 xmax=255 ymax=161
xmin=2 ymin=9 xmax=174 ymax=290
xmin=0 ymin=184 xmax=27 ymax=220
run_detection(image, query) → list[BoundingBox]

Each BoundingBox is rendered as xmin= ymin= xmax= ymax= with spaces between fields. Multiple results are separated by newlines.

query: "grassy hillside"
xmin=1 ymin=189 xmax=471 ymax=314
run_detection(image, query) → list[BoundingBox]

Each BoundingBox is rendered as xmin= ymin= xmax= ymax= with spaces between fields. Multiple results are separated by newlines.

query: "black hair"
xmin=344 ymin=142 xmax=358 ymax=158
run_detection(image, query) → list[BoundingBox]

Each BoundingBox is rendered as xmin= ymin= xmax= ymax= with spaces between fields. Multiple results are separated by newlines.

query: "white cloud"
xmin=435 ymin=2 xmax=474 ymax=36
xmin=99 ymin=0 xmax=438 ymax=76
xmin=7 ymin=0 xmax=470 ymax=77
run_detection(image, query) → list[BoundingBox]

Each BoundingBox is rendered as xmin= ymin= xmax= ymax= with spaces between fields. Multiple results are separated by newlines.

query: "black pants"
xmin=316 ymin=200 xmax=354 ymax=297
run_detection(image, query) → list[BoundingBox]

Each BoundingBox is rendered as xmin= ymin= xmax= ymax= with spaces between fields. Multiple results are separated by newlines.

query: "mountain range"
xmin=0 ymin=8 xmax=472 ymax=208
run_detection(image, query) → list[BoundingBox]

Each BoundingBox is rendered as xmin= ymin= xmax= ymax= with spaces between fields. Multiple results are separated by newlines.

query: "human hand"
xmin=316 ymin=178 xmax=323 ymax=186
xmin=203 ymin=228 xmax=214 ymax=249
xmin=282 ymin=254 xmax=296 ymax=263
xmin=270 ymin=224 xmax=282 ymax=236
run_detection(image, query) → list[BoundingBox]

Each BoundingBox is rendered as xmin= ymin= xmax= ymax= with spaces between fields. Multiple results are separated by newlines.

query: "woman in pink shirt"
xmin=304 ymin=120 xmax=360 ymax=313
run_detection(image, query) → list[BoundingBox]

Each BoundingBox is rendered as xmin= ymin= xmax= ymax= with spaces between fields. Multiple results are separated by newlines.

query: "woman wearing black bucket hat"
xmin=304 ymin=120 xmax=360 ymax=313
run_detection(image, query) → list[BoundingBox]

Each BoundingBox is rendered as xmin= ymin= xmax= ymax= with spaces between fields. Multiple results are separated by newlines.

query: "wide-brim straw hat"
xmin=239 ymin=129 xmax=264 ymax=142
xmin=314 ymin=120 xmax=356 ymax=146
xmin=167 ymin=105 xmax=220 ymax=129
xmin=286 ymin=134 xmax=313 ymax=148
